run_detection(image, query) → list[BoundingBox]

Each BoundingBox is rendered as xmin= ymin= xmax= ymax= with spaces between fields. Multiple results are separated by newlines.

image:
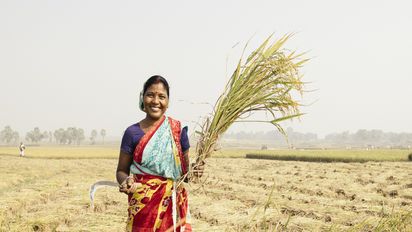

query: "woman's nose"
xmin=152 ymin=96 xmax=160 ymax=104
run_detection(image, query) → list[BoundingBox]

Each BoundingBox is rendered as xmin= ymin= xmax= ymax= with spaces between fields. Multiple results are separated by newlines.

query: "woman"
xmin=116 ymin=75 xmax=201 ymax=232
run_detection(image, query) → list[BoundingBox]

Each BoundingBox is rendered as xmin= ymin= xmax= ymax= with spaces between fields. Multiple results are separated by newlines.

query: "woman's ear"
xmin=139 ymin=91 xmax=145 ymax=111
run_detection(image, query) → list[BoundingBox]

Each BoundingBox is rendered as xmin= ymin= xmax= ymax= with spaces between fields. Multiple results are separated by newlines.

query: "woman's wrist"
xmin=119 ymin=175 xmax=132 ymax=186
xmin=120 ymin=176 xmax=128 ymax=186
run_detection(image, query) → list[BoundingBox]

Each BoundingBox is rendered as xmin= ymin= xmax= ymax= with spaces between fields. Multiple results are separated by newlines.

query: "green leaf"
xmin=270 ymin=113 xmax=305 ymax=124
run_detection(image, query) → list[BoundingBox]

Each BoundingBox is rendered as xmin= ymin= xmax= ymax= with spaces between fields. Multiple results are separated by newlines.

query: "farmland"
xmin=0 ymin=146 xmax=411 ymax=231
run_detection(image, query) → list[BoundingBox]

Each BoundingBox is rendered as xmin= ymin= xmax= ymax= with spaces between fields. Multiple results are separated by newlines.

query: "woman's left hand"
xmin=191 ymin=161 xmax=205 ymax=178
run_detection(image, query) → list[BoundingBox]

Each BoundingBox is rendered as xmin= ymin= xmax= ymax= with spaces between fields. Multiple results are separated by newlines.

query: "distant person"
xmin=19 ymin=142 xmax=26 ymax=157
xmin=116 ymin=75 xmax=204 ymax=231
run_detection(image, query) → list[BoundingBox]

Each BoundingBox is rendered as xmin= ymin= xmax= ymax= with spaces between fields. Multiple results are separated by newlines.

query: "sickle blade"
xmin=89 ymin=180 xmax=118 ymax=209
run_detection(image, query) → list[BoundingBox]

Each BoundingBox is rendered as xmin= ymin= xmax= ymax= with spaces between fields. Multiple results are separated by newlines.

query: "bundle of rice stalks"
xmin=193 ymin=34 xmax=308 ymax=168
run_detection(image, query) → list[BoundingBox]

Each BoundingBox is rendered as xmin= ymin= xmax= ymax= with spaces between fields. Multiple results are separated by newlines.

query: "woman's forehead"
xmin=146 ymin=82 xmax=167 ymax=93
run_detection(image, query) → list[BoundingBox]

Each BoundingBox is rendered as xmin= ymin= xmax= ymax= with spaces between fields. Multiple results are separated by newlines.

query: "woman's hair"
xmin=143 ymin=75 xmax=170 ymax=97
xmin=140 ymin=75 xmax=170 ymax=111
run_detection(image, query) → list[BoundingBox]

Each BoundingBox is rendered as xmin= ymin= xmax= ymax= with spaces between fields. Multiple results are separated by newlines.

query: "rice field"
xmin=214 ymin=148 xmax=410 ymax=161
xmin=1 ymin=146 xmax=409 ymax=161
xmin=0 ymin=146 xmax=411 ymax=231
xmin=0 ymin=146 xmax=118 ymax=159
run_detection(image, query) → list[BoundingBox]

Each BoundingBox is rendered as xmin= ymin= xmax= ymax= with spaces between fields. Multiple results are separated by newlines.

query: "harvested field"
xmin=0 ymin=147 xmax=411 ymax=231
xmin=190 ymin=158 xmax=412 ymax=231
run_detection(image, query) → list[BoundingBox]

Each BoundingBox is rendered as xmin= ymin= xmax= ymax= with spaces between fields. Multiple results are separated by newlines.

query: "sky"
xmin=1 ymin=0 xmax=411 ymax=138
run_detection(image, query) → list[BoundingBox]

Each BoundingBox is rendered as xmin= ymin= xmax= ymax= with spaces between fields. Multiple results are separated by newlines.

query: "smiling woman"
xmin=139 ymin=76 xmax=170 ymax=121
xmin=116 ymin=75 xmax=203 ymax=232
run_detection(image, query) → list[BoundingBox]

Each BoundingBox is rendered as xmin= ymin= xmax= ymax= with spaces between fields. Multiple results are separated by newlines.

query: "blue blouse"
xmin=120 ymin=123 xmax=190 ymax=156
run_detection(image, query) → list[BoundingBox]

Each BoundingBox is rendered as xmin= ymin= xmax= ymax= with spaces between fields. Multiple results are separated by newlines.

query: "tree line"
xmin=223 ymin=128 xmax=412 ymax=148
xmin=3 ymin=125 xmax=411 ymax=148
xmin=0 ymin=126 xmax=106 ymax=145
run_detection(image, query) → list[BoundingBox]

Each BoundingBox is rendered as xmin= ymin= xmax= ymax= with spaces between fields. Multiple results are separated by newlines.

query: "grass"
xmin=0 ymin=146 xmax=411 ymax=231
xmin=213 ymin=148 xmax=410 ymax=162
xmin=0 ymin=146 xmax=119 ymax=159
xmin=245 ymin=152 xmax=409 ymax=163
xmin=238 ymin=193 xmax=412 ymax=232
xmin=0 ymin=153 xmax=125 ymax=231
xmin=342 ymin=210 xmax=412 ymax=232
xmin=1 ymin=146 xmax=409 ymax=162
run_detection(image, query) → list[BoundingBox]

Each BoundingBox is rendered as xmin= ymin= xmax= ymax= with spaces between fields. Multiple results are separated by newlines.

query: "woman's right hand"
xmin=119 ymin=176 xmax=142 ymax=194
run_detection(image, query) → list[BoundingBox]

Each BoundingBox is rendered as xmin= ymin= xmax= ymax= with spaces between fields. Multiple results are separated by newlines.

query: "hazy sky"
xmin=1 ymin=0 xmax=411 ymax=138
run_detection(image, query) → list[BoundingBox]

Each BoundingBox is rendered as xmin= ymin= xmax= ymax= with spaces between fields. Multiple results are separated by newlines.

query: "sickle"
xmin=89 ymin=180 xmax=118 ymax=209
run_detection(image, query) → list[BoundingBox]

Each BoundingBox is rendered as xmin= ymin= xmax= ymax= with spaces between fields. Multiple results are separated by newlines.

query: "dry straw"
xmin=192 ymin=34 xmax=308 ymax=170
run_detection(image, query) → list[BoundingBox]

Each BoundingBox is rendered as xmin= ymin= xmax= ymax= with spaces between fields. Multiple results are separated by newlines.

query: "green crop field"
xmin=214 ymin=148 xmax=410 ymax=162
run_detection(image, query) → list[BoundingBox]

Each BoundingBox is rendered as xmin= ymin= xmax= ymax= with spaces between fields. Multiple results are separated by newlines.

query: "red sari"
xmin=126 ymin=116 xmax=191 ymax=232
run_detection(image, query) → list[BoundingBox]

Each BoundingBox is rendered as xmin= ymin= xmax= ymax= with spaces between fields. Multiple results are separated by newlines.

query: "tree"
xmin=53 ymin=127 xmax=85 ymax=145
xmin=48 ymin=131 xmax=53 ymax=143
xmin=54 ymin=128 xmax=66 ymax=144
xmin=0 ymin=126 xmax=19 ymax=144
xmin=26 ymin=127 xmax=46 ymax=143
xmin=354 ymin=129 xmax=369 ymax=145
xmin=12 ymin=131 xmax=19 ymax=143
xmin=75 ymin=128 xmax=85 ymax=145
xmin=90 ymin=129 xmax=98 ymax=145
xmin=100 ymin=129 xmax=106 ymax=144
xmin=42 ymin=131 xmax=49 ymax=142
xmin=66 ymin=127 xmax=77 ymax=145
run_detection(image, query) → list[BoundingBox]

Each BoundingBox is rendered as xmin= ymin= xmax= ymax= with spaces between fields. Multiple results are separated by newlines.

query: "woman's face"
xmin=143 ymin=82 xmax=169 ymax=121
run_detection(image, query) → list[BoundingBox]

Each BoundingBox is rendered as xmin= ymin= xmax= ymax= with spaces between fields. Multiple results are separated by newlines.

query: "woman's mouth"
xmin=149 ymin=106 xmax=161 ymax=112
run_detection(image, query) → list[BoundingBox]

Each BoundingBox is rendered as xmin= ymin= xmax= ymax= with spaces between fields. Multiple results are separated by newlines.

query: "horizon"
xmin=1 ymin=1 xmax=412 ymax=138
xmin=2 ymin=124 xmax=412 ymax=142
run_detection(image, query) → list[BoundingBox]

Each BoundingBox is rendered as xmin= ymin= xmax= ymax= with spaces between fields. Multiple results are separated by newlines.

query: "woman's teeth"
xmin=150 ymin=107 xmax=160 ymax=112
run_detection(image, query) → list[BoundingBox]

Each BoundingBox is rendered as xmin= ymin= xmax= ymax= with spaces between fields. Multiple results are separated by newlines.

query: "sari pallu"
xmin=127 ymin=116 xmax=191 ymax=232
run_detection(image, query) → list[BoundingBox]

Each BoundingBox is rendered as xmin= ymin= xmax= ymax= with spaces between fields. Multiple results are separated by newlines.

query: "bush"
xmin=408 ymin=153 xmax=412 ymax=161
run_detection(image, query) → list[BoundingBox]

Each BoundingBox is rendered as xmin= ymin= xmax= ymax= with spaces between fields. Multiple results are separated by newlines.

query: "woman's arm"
xmin=185 ymin=149 xmax=204 ymax=178
xmin=116 ymin=151 xmax=142 ymax=194
xmin=183 ymin=150 xmax=190 ymax=173
xmin=116 ymin=151 xmax=132 ymax=185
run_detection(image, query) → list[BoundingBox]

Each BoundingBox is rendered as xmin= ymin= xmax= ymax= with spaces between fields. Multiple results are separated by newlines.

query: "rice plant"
xmin=193 ymin=34 xmax=308 ymax=168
